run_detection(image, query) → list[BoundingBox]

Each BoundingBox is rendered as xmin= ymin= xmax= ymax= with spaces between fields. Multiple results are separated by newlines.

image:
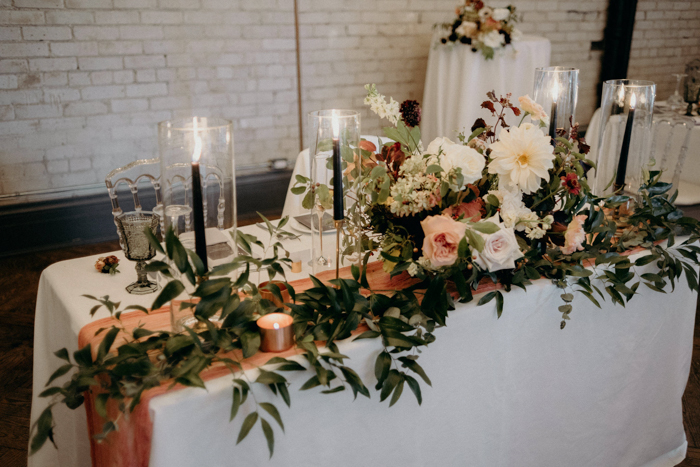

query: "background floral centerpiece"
xmin=437 ymin=1 xmax=520 ymax=59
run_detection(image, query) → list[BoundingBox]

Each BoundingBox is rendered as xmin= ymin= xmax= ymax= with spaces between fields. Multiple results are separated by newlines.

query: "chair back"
xmin=105 ymin=158 xmax=162 ymax=246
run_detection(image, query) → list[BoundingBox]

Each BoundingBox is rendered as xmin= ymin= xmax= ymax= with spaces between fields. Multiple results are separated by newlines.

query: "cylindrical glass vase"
xmin=307 ymin=110 xmax=360 ymax=275
xmin=158 ymin=117 xmax=237 ymax=269
xmin=532 ymin=67 xmax=579 ymax=140
xmin=592 ymin=80 xmax=655 ymax=196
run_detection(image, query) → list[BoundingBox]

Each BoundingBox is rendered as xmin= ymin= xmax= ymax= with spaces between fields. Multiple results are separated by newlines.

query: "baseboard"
xmin=0 ymin=169 xmax=292 ymax=258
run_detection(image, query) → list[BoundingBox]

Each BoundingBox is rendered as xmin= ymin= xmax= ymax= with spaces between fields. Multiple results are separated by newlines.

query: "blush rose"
xmin=420 ymin=215 xmax=467 ymax=267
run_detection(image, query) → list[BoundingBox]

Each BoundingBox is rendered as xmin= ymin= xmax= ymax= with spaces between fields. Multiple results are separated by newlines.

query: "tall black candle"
xmin=549 ymin=82 xmax=559 ymax=144
xmin=191 ymin=126 xmax=208 ymax=270
xmin=615 ymin=93 xmax=636 ymax=194
xmin=331 ymin=114 xmax=344 ymax=221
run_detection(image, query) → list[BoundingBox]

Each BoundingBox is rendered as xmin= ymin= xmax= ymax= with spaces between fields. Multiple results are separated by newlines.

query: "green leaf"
xmin=464 ymin=229 xmax=485 ymax=252
xmin=151 ymin=280 xmax=185 ymax=311
xmin=259 ymin=403 xmax=284 ymax=432
xmin=375 ymin=351 xmax=391 ymax=383
xmin=389 ymin=375 xmax=404 ymax=407
xmin=471 ymin=221 xmax=500 ymax=234
xmin=398 ymin=357 xmax=432 ymax=386
xmin=240 ymin=331 xmax=261 ymax=358
xmin=290 ymin=186 xmax=306 ymax=195
xmin=144 ymin=225 xmax=164 ymax=255
xmin=380 ymin=370 xmax=401 ymax=402
xmin=39 ymin=387 xmax=62 ymax=398
xmin=477 ymin=291 xmax=496 ymax=306
xmin=124 ymin=304 xmax=149 ymax=313
xmin=404 ymin=374 xmax=422 ymax=405
xmin=255 ymin=370 xmax=287 ymax=385
xmin=97 ymin=327 xmax=120 ymax=362
xmin=236 ymin=412 xmax=258 ymax=445
xmin=95 ymin=393 xmax=109 ymax=418
xmin=278 ymin=383 xmax=290 ymax=407
xmin=30 ymin=406 xmax=55 ymax=455
xmin=260 ymin=417 xmax=274 ymax=458
xmin=73 ymin=344 xmax=93 ymax=367
xmin=53 ymin=348 xmax=70 ymax=363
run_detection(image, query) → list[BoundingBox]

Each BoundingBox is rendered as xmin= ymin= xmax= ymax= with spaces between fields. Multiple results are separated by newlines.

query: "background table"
xmin=30 ymin=224 xmax=696 ymax=467
xmin=421 ymin=35 xmax=551 ymax=144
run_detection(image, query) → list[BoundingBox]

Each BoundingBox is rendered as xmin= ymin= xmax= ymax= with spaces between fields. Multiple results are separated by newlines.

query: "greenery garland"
xmin=30 ymin=92 xmax=700 ymax=460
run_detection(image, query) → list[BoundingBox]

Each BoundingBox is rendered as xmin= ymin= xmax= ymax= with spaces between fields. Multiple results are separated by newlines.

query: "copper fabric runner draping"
xmin=76 ymin=245 xmax=645 ymax=467
xmin=77 ymin=261 xmax=466 ymax=467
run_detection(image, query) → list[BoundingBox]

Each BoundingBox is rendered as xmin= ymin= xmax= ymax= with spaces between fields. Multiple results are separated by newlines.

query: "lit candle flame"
xmin=273 ymin=322 xmax=280 ymax=330
xmin=331 ymin=110 xmax=339 ymax=140
xmin=629 ymin=93 xmax=637 ymax=109
xmin=192 ymin=117 xmax=202 ymax=163
xmin=551 ymin=80 xmax=560 ymax=103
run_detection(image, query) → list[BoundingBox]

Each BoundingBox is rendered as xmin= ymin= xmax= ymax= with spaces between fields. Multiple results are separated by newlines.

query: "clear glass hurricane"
xmin=115 ymin=211 xmax=160 ymax=295
xmin=667 ymin=73 xmax=686 ymax=112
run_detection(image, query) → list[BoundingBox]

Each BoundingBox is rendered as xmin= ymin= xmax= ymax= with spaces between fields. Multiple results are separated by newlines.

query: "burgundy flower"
xmin=561 ymin=173 xmax=581 ymax=195
xmin=399 ymin=100 xmax=421 ymax=127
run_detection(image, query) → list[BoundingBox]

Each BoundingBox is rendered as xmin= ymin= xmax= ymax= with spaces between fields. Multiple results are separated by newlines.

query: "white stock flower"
xmin=481 ymin=30 xmax=505 ymax=49
xmin=488 ymin=123 xmax=555 ymax=194
xmin=407 ymin=262 xmax=419 ymax=277
xmin=473 ymin=216 xmax=523 ymax=272
xmin=510 ymin=28 xmax=523 ymax=43
xmin=455 ymin=21 xmax=478 ymax=37
xmin=364 ymin=84 xmax=401 ymax=125
xmin=488 ymin=188 xmax=533 ymax=230
xmin=491 ymin=8 xmax=510 ymax=21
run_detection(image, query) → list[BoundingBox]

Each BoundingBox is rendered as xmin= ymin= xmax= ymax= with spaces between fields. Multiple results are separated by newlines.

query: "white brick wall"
xmin=628 ymin=0 xmax=700 ymax=100
xmin=0 ymin=0 xmax=300 ymax=197
xmin=0 ymin=0 xmax=685 ymax=200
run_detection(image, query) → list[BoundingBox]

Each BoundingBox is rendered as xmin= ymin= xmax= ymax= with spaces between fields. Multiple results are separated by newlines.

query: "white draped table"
xmin=30 ymin=223 xmax=696 ymax=467
xmin=421 ymin=35 xmax=551 ymax=144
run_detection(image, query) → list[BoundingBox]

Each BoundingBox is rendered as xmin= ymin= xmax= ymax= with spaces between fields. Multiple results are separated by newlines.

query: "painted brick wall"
xmin=628 ymin=0 xmax=700 ymax=101
xmin=0 ymin=0 xmax=618 ymax=201
xmin=0 ymin=0 xmax=300 ymax=198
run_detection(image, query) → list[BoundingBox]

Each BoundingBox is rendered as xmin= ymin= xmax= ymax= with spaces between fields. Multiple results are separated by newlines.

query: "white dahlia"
xmin=488 ymin=123 xmax=555 ymax=194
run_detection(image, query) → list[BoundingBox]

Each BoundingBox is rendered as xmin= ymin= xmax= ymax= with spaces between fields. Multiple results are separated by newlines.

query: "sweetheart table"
xmin=421 ymin=35 xmax=551 ymax=144
xmin=30 ymin=223 xmax=696 ymax=467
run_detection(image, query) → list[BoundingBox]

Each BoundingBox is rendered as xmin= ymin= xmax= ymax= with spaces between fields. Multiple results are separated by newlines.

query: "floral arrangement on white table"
xmin=436 ymin=0 xmax=521 ymax=59
xmin=32 ymin=83 xmax=700 ymax=460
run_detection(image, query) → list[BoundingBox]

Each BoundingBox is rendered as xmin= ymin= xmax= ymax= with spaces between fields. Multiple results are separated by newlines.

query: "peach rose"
xmin=95 ymin=259 xmax=105 ymax=272
xmin=420 ymin=215 xmax=467 ymax=267
xmin=561 ymin=215 xmax=587 ymax=255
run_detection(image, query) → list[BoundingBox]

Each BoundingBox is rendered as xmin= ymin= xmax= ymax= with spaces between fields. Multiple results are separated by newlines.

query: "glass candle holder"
xmin=532 ymin=67 xmax=579 ymax=140
xmin=307 ymin=110 xmax=360 ymax=276
xmin=158 ymin=117 xmax=237 ymax=270
xmin=592 ymin=80 xmax=656 ymax=196
xmin=258 ymin=313 xmax=294 ymax=352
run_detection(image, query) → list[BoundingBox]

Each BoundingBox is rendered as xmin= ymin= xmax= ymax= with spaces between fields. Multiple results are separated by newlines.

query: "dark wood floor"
xmin=1 ymin=223 xmax=700 ymax=466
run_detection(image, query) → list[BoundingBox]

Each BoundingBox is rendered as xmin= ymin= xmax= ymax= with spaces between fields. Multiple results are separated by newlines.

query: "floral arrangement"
xmin=94 ymin=255 xmax=119 ymax=275
xmin=31 ymin=85 xmax=700 ymax=460
xmin=437 ymin=1 xmax=520 ymax=59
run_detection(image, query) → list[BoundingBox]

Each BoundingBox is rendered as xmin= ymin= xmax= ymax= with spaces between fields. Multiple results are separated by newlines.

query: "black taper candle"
xmin=549 ymin=100 xmax=558 ymax=144
xmin=332 ymin=136 xmax=344 ymax=221
xmin=614 ymin=95 xmax=636 ymax=194
xmin=191 ymin=160 xmax=208 ymax=270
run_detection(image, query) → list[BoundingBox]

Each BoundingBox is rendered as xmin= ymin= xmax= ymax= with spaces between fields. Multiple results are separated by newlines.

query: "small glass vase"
xmin=158 ymin=118 xmax=238 ymax=269
xmin=307 ymin=110 xmax=361 ymax=276
xmin=591 ymin=80 xmax=656 ymax=197
xmin=532 ymin=67 xmax=579 ymax=140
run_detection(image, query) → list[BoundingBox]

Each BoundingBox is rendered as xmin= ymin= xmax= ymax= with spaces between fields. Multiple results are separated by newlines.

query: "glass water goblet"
xmin=115 ymin=211 xmax=160 ymax=295
xmin=667 ymin=73 xmax=686 ymax=112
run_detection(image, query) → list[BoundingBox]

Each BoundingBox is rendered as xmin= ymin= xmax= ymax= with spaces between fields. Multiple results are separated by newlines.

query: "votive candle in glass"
xmin=257 ymin=313 xmax=294 ymax=352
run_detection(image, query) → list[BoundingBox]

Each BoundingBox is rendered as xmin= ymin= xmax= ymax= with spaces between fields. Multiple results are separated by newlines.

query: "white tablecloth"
xmin=586 ymin=107 xmax=700 ymax=205
xmin=421 ymin=35 xmax=551 ymax=144
xmin=30 ymin=225 xmax=696 ymax=467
